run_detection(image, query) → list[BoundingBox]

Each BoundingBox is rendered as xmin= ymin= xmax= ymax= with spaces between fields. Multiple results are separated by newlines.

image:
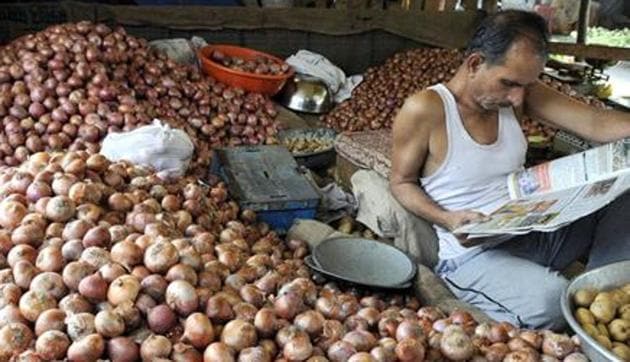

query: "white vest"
xmin=420 ymin=84 xmax=528 ymax=260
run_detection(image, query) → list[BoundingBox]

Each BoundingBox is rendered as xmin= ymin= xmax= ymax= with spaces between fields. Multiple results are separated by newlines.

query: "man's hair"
xmin=466 ymin=10 xmax=549 ymax=65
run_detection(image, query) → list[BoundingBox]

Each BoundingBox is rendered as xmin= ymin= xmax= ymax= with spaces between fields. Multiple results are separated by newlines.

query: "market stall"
xmin=0 ymin=1 xmax=629 ymax=361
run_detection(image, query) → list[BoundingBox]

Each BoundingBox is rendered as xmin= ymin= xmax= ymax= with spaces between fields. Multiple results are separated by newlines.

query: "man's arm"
xmin=389 ymin=91 xmax=485 ymax=232
xmin=525 ymin=80 xmax=630 ymax=143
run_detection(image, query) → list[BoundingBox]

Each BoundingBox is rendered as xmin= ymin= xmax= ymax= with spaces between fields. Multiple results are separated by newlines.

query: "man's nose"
xmin=507 ymin=87 xmax=525 ymax=107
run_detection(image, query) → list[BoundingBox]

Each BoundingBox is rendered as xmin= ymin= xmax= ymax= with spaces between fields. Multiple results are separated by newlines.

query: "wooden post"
xmin=423 ymin=0 xmax=443 ymax=11
xmin=481 ymin=0 xmax=496 ymax=12
xmin=461 ymin=0 xmax=477 ymax=10
xmin=576 ymin=0 xmax=590 ymax=45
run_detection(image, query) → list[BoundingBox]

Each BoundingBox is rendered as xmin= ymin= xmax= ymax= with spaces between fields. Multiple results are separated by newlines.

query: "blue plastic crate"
xmin=211 ymin=145 xmax=320 ymax=234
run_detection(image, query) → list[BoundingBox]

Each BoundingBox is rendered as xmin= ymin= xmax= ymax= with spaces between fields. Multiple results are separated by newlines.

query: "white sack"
xmin=100 ymin=120 xmax=194 ymax=179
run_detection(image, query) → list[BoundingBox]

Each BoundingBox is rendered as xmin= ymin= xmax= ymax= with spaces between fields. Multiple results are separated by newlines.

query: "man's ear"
xmin=465 ymin=53 xmax=485 ymax=76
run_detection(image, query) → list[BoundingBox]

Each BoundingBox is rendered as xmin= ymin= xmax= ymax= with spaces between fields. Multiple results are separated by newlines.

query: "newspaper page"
xmin=507 ymin=139 xmax=630 ymax=199
xmin=456 ymin=139 xmax=630 ymax=237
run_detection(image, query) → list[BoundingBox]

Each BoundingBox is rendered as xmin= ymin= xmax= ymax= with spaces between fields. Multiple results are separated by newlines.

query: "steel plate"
xmin=312 ymin=237 xmax=417 ymax=289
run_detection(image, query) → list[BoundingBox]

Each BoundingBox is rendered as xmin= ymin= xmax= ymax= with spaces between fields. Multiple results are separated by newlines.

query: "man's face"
xmin=468 ymin=40 xmax=545 ymax=111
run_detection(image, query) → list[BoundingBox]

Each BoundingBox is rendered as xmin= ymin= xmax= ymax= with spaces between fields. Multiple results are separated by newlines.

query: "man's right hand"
xmin=442 ymin=210 xmax=488 ymax=233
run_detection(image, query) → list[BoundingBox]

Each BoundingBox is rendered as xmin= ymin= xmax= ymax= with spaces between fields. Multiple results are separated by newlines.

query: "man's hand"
xmin=442 ymin=210 xmax=488 ymax=232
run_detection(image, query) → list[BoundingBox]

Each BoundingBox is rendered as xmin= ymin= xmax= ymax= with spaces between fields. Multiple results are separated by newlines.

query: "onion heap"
xmin=0 ymin=21 xmax=281 ymax=176
xmin=0 ymin=150 xmax=584 ymax=361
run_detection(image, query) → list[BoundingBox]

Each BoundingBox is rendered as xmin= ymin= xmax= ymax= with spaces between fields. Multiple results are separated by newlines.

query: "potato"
xmin=621 ymin=283 xmax=630 ymax=295
xmin=597 ymin=322 xmax=610 ymax=338
xmin=582 ymin=323 xmax=600 ymax=338
xmin=608 ymin=319 xmax=629 ymax=342
xmin=611 ymin=289 xmax=630 ymax=306
xmin=619 ymin=304 xmax=630 ymax=321
xmin=591 ymin=298 xmax=617 ymax=323
xmin=612 ymin=343 xmax=630 ymax=360
xmin=574 ymin=289 xmax=597 ymax=307
xmin=337 ymin=216 xmax=354 ymax=234
xmin=575 ymin=308 xmax=596 ymax=326
xmin=594 ymin=334 xmax=613 ymax=349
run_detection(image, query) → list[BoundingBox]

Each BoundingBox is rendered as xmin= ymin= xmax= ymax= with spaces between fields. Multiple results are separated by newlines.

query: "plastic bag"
xmin=286 ymin=50 xmax=363 ymax=102
xmin=149 ymin=36 xmax=208 ymax=65
xmin=100 ymin=120 xmax=194 ymax=179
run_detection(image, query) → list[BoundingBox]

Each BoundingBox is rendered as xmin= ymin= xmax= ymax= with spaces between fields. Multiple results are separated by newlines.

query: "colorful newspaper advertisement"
xmin=456 ymin=139 xmax=630 ymax=237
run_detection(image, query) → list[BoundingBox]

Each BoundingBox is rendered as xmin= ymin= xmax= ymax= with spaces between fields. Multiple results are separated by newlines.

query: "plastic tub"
xmin=197 ymin=44 xmax=294 ymax=95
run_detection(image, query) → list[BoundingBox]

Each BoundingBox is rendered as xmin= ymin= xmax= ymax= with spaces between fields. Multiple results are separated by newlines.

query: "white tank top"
xmin=420 ymin=84 xmax=527 ymax=260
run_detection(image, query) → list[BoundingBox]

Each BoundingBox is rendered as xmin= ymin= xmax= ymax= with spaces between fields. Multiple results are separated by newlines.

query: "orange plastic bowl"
xmin=198 ymin=45 xmax=294 ymax=96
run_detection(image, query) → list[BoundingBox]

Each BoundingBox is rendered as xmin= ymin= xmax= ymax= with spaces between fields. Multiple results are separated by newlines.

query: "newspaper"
xmin=456 ymin=139 xmax=630 ymax=237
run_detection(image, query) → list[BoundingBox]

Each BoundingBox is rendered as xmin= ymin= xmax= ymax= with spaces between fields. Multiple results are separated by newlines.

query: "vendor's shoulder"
xmin=396 ymin=89 xmax=444 ymax=127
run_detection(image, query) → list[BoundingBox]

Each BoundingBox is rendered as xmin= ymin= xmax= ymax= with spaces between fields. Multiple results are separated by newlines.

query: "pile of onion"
xmin=0 ymin=151 xmax=584 ymax=360
xmin=0 ymin=21 xmax=281 ymax=176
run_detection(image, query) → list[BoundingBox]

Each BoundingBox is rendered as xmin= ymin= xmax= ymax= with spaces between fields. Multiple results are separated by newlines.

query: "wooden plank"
xmin=60 ymin=1 xmax=483 ymax=49
xmin=549 ymin=42 xmax=630 ymax=61
xmin=423 ymin=0 xmax=442 ymax=11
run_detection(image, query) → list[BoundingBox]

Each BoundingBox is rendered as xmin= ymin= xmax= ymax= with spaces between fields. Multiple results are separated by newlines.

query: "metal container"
xmin=278 ymin=128 xmax=337 ymax=169
xmin=278 ymin=74 xmax=333 ymax=114
xmin=306 ymin=237 xmax=417 ymax=289
xmin=560 ymin=260 xmax=630 ymax=362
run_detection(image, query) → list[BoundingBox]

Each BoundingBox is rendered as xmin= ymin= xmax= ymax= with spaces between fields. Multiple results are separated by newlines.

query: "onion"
xmin=107 ymin=337 xmax=140 ymax=362
xmin=67 ymin=333 xmax=105 ymax=361
xmin=95 ymin=309 xmax=125 ymax=337
xmin=0 ymin=283 xmax=21 ymax=308
xmin=34 ymin=308 xmax=66 ymax=336
xmin=147 ymin=304 xmax=177 ymax=334
xmin=274 ymin=291 xmax=303 ymax=320
xmin=0 ymin=200 xmax=27 ymax=229
xmin=221 ymin=319 xmax=257 ymax=352
xmin=35 ymin=246 xmax=64 ymax=272
xmin=182 ymin=312 xmax=214 ymax=349
xmin=328 ymin=340 xmax=357 ymax=362
xmin=108 ymin=274 xmax=141 ymax=306
xmin=19 ymin=290 xmax=57 ymax=322
xmin=0 ymin=323 xmax=33 ymax=357
xmin=144 ymin=239 xmax=179 ymax=273
xmin=45 ymin=195 xmax=75 ymax=222
xmin=284 ymin=332 xmax=313 ymax=361
xmin=255 ymin=308 xmax=277 ymax=337
xmin=35 ymin=330 xmax=70 ymax=360
xmin=204 ymin=342 xmax=235 ymax=362
xmin=59 ymin=293 xmax=93 ymax=315
xmin=395 ymin=338 xmax=426 ymax=361
xmin=30 ymin=272 xmax=67 ymax=300
xmin=78 ymin=272 xmax=108 ymax=302
xmin=140 ymin=334 xmax=172 ymax=361
xmin=440 ymin=325 xmax=474 ymax=361
xmin=165 ymin=279 xmax=198 ymax=316
xmin=66 ymin=312 xmax=96 ymax=341
xmin=541 ymin=332 xmax=575 ymax=359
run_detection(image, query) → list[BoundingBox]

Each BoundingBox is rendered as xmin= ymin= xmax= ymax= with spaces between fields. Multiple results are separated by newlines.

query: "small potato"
xmin=590 ymin=299 xmax=617 ymax=323
xmin=611 ymin=289 xmax=630 ymax=306
xmin=582 ymin=323 xmax=599 ymax=338
xmin=612 ymin=343 xmax=630 ymax=360
xmin=594 ymin=334 xmax=612 ymax=349
xmin=619 ymin=304 xmax=630 ymax=321
xmin=575 ymin=308 xmax=596 ymax=326
xmin=621 ymin=283 xmax=630 ymax=295
xmin=574 ymin=289 xmax=597 ymax=307
xmin=597 ymin=322 xmax=610 ymax=338
xmin=608 ymin=319 xmax=629 ymax=342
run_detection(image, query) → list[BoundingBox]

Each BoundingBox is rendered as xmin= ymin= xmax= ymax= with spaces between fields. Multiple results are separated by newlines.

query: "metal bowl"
xmin=560 ymin=260 xmax=630 ymax=362
xmin=278 ymin=128 xmax=337 ymax=169
xmin=277 ymin=74 xmax=333 ymax=114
